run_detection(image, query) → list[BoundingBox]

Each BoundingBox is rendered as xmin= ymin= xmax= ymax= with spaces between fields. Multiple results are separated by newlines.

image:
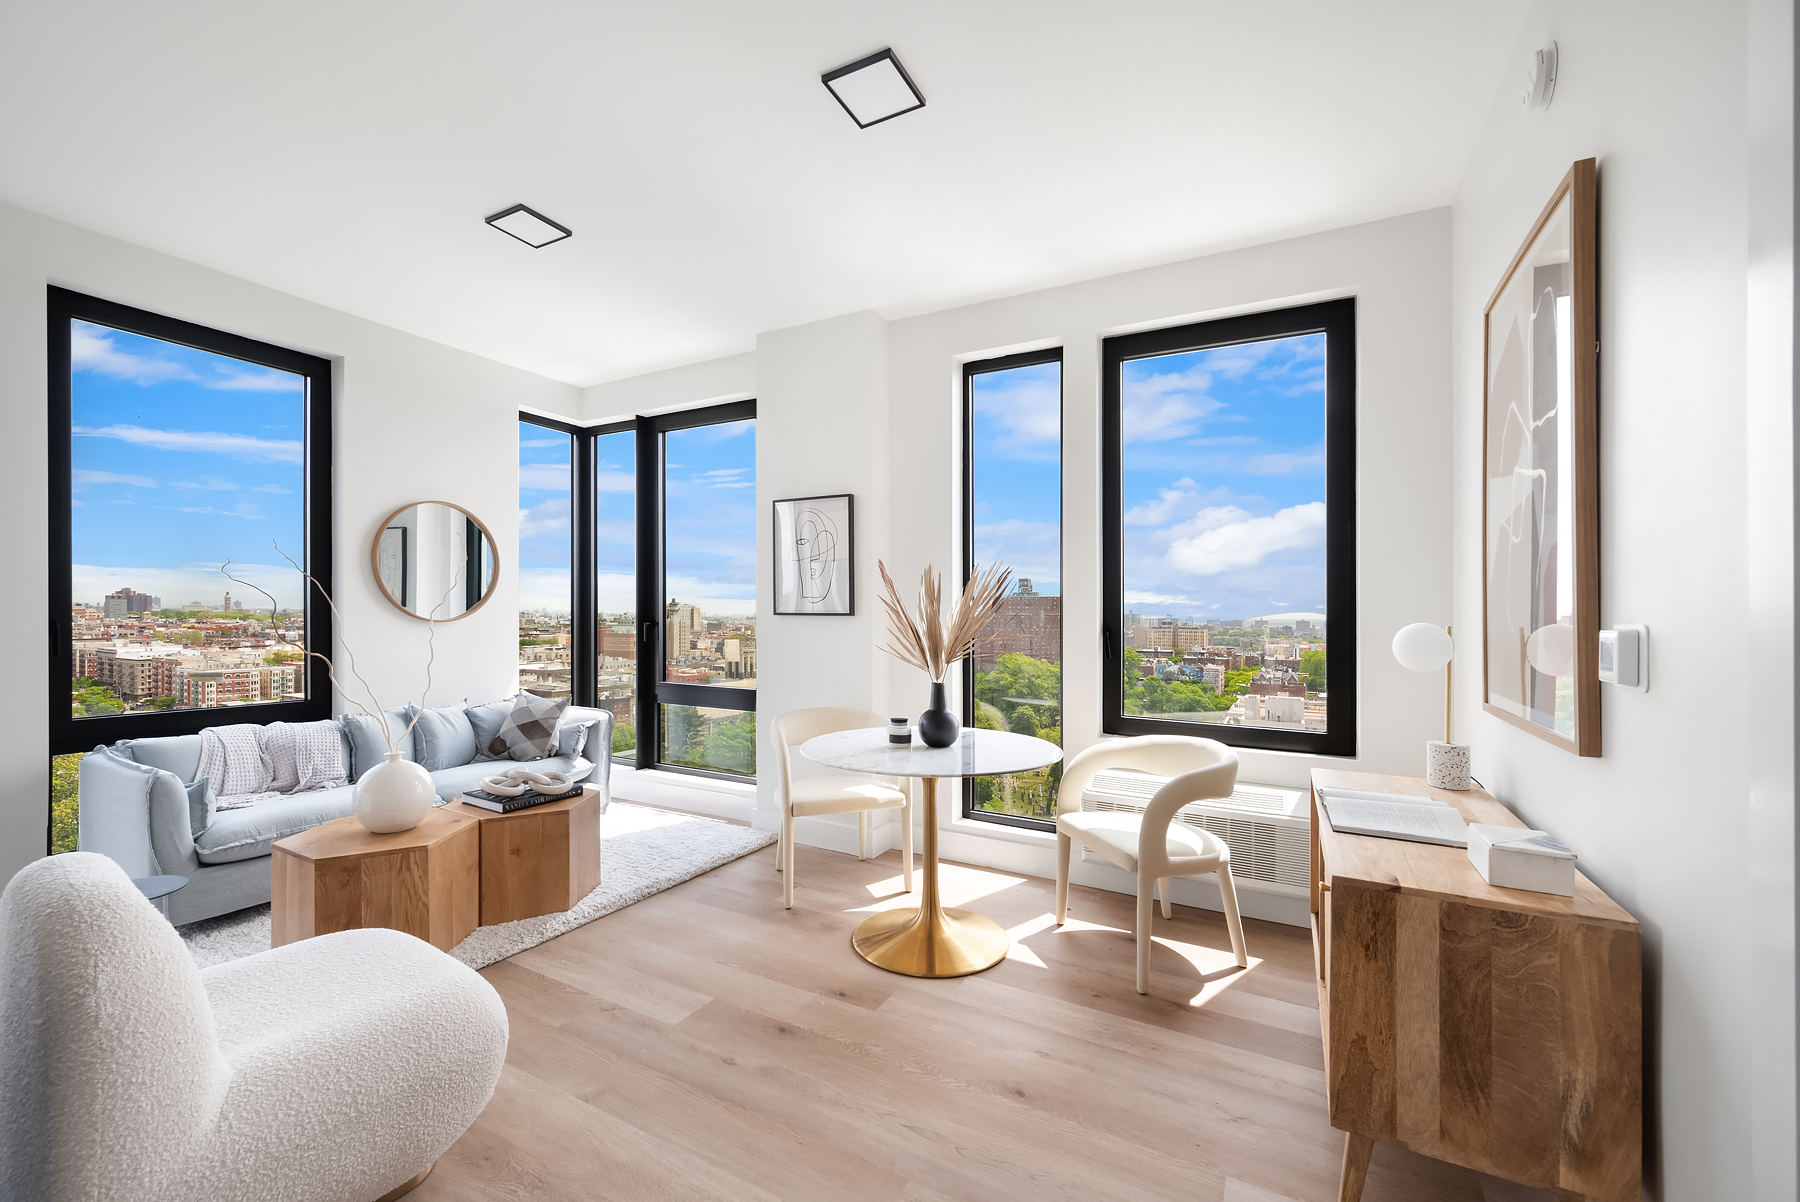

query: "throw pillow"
xmin=464 ymin=699 xmax=517 ymax=763
xmin=337 ymin=705 xmax=418 ymax=781
xmin=186 ymin=778 xmax=216 ymax=839
xmin=412 ymin=703 xmax=478 ymax=771
xmin=487 ymin=693 xmax=569 ymax=761
xmin=555 ymin=720 xmax=588 ymax=761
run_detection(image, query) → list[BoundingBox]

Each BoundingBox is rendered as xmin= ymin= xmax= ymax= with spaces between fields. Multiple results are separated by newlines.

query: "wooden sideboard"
xmin=1309 ymin=771 xmax=1641 ymax=1202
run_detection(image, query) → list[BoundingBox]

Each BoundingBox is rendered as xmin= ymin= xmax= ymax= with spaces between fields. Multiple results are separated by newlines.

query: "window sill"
xmin=946 ymin=814 xmax=1057 ymax=846
xmin=611 ymin=765 xmax=755 ymax=823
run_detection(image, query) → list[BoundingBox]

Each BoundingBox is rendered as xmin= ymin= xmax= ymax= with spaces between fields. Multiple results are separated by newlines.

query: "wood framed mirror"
xmin=1482 ymin=158 xmax=1600 ymax=756
xmin=371 ymin=500 xmax=499 ymax=622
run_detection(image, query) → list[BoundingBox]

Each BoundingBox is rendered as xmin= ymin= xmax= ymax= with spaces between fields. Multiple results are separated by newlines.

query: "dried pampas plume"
xmin=877 ymin=560 xmax=1013 ymax=682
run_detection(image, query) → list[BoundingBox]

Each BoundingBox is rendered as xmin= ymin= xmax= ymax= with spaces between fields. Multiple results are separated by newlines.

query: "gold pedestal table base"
xmin=850 ymin=775 xmax=1010 ymax=978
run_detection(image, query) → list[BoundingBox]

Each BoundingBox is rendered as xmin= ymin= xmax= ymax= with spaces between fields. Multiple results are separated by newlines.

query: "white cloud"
xmin=70 ymin=322 xmax=300 ymax=392
xmin=971 ymin=519 xmax=1061 ymax=583
xmin=72 ymin=560 xmax=305 ymax=611
xmin=71 ymin=469 xmax=157 ymax=489
xmin=595 ymin=470 xmax=634 ymax=493
xmin=1166 ymin=501 xmax=1326 ymax=576
xmin=519 ymin=463 xmax=571 ymax=491
xmin=169 ymin=505 xmax=265 ymax=520
xmin=73 ymin=424 xmax=303 ymax=464
xmin=519 ymin=498 xmax=570 ymax=540
xmin=519 ymin=437 xmax=566 ymax=449
xmin=974 ymin=375 xmax=1061 ymax=449
xmin=172 ymin=476 xmax=240 ymax=491
xmin=1240 ymin=450 xmax=1325 ymax=475
xmin=249 ymin=483 xmax=292 ymax=494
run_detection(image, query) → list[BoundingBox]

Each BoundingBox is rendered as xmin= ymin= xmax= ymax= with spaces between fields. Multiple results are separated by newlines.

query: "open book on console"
xmin=1315 ymin=787 xmax=1470 ymax=847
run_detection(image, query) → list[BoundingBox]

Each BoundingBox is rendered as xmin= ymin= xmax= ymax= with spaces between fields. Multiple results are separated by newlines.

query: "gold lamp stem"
xmin=1443 ymin=624 xmax=1453 ymax=745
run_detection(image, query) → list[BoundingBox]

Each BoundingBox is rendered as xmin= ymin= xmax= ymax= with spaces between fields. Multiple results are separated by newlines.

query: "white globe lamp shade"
xmin=1392 ymin=623 xmax=1454 ymax=673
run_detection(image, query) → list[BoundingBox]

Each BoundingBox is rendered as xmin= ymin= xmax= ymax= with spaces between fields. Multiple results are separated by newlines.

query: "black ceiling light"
xmin=822 ymin=48 xmax=926 ymax=128
xmin=485 ymin=204 xmax=572 ymax=248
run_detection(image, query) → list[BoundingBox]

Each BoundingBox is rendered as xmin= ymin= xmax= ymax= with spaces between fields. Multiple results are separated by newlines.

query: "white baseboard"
xmin=610 ymin=766 xmax=755 ymax=824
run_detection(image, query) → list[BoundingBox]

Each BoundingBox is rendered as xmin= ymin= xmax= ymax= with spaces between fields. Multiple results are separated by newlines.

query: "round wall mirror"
xmin=371 ymin=501 xmax=499 ymax=621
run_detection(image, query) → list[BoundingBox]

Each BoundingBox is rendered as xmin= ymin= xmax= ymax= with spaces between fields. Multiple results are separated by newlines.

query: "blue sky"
xmin=664 ymin=419 xmax=755 ymax=616
xmin=594 ymin=429 xmax=635 ymax=616
xmin=518 ymin=420 xmax=572 ymax=614
xmin=971 ymin=361 xmax=1061 ymax=595
xmin=69 ymin=320 xmax=307 ymax=611
xmin=1120 ymin=332 xmax=1328 ymax=622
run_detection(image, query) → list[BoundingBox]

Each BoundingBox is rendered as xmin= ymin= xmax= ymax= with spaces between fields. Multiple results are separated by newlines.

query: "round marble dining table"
xmin=800 ymin=727 xmax=1062 ymax=979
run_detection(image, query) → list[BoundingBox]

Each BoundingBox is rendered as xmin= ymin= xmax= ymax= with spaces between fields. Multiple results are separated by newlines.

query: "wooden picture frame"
xmin=1482 ymin=158 xmax=1600 ymax=756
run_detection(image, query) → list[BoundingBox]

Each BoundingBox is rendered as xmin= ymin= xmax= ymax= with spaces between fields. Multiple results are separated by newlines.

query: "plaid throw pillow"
xmin=487 ymin=693 xmax=569 ymax=761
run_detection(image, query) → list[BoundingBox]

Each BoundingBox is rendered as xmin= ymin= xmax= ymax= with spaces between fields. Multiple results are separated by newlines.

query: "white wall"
xmin=1449 ymin=2 xmax=1794 ymax=1198
xmin=0 ymin=199 xmax=579 ymax=886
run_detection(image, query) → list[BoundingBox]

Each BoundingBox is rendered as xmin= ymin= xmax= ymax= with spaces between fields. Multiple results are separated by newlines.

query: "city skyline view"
xmin=69 ymin=319 xmax=309 ymax=612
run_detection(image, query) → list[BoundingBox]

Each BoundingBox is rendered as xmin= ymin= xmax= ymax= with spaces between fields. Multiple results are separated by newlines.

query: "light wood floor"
xmin=418 ymin=817 xmax=1558 ymax=1202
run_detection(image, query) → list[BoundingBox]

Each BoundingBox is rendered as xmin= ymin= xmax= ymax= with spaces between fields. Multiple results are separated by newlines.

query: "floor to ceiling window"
xmin=651 ymin=403 xmax=756 ymax=778
xmin=1101 ymin=298 xmax=1356 ymax=756
xmin=963 ymin=350 xmax=1063 ymax=829
xmin=48 ymin=288 xmax=333 ymax=851
xmin=593 ymin=425 xmax=636 ymax=756
xmin=518 ymin=417 xmax=574 ymax=702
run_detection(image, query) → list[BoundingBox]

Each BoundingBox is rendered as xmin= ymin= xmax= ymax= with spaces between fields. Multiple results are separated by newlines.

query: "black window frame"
xmin=48 ymin=286 xmax=335 ymax=759
xmin=637 ymin=400 xmax=757 ymax=781
xmin=961 ymin=347 xmax=1063 ymax=831
xmin=1100 ymin=298 xmax=1358 ymax=757
xmin=518 ymin=411 xmax=595 ymax=715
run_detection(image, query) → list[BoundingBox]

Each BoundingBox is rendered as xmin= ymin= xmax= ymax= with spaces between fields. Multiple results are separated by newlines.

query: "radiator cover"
xmin=1078 ymin=769 xmax=1310 ymax=896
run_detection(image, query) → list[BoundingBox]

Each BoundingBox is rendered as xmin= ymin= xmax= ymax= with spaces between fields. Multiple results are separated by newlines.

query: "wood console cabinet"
xmin=1309 ymin=771 xmax=1641 ymax=1202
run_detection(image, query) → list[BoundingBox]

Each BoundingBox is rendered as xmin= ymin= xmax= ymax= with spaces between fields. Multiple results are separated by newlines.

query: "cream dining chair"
xmin=773 ymin=708 xmax=914 ymax=910
xmin=1054 ymin=735 xmax=1248 ymax=995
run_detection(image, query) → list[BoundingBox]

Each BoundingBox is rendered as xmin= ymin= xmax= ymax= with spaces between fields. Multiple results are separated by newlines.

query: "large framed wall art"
xmin=773 ymin=493 xmax=854 ymax=615
xmin=1482 ymin=157 xmax=1600 ymax=757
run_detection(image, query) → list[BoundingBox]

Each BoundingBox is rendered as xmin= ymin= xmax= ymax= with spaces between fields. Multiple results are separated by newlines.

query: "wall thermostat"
xmin=1522 ymin=42 xmax=1558 ymax=111
xmin=1597 ymin=624 xmax=1647 ymax=691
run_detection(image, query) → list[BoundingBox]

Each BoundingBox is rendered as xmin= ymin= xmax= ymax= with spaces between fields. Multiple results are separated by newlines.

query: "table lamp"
xmin=1392 ymin=622 xmax=1471 ymax=790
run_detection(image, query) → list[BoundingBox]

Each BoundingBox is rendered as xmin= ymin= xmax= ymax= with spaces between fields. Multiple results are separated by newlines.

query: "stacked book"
xmin=460 ymin=785 xmax=582 ymax=813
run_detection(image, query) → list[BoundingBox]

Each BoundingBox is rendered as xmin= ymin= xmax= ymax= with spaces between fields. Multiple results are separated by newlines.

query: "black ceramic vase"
xmin=917 ymin=681 xmax=961 ymax=748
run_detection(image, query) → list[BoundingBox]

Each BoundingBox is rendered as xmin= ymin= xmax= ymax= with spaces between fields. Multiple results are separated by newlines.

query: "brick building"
xmin=973 ymin=578 xmax=1062 ymax=672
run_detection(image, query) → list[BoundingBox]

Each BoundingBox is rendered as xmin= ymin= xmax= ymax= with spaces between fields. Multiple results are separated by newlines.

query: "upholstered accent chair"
xmin=0 ymin=852 xmax=508 ymax=1202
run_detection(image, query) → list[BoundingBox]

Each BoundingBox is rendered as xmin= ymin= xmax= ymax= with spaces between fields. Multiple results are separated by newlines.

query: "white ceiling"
xmin=0 ymin=2 xmax=1528 ymax=386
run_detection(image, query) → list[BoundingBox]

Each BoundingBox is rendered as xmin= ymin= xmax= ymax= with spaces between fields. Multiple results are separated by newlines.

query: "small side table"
xmin=271 ymin=809 xmax=480 ymax=951
xmin=133 ymin=875 xmax=188 ymax=901
xmin=450 ymin=787 xmax=602 ymax=925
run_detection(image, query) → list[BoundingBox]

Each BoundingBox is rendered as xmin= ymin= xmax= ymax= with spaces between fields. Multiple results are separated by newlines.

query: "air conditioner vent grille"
xmin=1080 ymin=770 xmax=1310 ymax=891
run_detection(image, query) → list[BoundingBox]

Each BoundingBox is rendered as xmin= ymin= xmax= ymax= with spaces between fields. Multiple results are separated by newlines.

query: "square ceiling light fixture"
xmin=485 ymin=204 xmax=572 ymax=248
xmin=822 ymin=48 xmax=925 ymax=128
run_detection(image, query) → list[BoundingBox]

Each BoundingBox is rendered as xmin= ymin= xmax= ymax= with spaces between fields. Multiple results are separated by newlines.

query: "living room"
xmin=1 ymin=3 xmax=1795 ymax=1201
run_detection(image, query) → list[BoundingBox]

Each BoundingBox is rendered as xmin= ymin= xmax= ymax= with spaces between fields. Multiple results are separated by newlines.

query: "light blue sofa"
xmin=77 ymin=702 xmax=612 ymax=927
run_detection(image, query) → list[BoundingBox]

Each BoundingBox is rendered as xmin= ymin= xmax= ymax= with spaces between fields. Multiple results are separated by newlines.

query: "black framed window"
xmin=962 ymin=349 xmax=1063 ymax=830
xmin=49 ymin=288 xmax=333 ymax=846
xmin=639 ymin=401 xmax=757 ymax=779
xmin=1102 ymin=298 xmax=1356 ymax=757
xmin=517 ymin=415 xmax=581 ymax=705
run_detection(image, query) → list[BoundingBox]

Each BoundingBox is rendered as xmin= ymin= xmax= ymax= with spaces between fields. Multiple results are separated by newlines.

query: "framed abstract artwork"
xmin=1482 ymin=158 xmax=1600 ymax=756
xmin=773 ymin=493 xmax=854 ymax=615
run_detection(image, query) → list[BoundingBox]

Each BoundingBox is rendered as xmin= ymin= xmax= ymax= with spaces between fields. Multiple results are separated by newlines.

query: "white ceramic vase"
xmin=352 ymin=751 xmax=436 ymax=833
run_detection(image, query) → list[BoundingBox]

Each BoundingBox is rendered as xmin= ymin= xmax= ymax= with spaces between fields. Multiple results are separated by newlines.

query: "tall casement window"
xmin=963 ymin=350 xmax=1062 ymax=828
xmin=523 ymin=402 xmax=752 ymax=779
xmin=1102 ymin=299 xmax=1356 ymax=757
xmin=49 ymin=288 xmax=333 ymax=849
xmin=518 ymin=417 xmax=576 ymax=702
xmin=646 ymin=402 xmax=756 ymax=778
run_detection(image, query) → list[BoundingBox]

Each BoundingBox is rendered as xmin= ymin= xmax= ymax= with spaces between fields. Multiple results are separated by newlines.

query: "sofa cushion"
xmin=117 ymin=734 xmax=203 ymax=783
xmin=412 ymin=704 xmax=477 ymax=771
xmin=464 ymin=699 xmax=515 ymax=763
xmin=195 ymin=786 xmax=358 ymax=865
xmin=338 ymin=706 xmax=417 ymax=781
xmin=487 ymin=694 xmax=568 ymax=761
xmin=425 ymin=754 xmax=587 ymax=801
xmin=187 ymin=778 xmax=216 ymax=839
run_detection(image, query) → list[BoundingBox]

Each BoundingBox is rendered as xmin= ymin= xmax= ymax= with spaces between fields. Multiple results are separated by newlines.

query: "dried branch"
xmin=876 ymin=559 xmax=1014 ymax=681
xmin=269 ymin=541 xmax=396 ymax=753
xmin=398 ymin=541 xmax=469 ymax=743
xmin=221 ymin=556 xmax=386 ymax=735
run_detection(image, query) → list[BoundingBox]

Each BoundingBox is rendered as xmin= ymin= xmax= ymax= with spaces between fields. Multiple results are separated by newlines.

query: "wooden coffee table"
xmin=451 ymin=786 xmax=602 ymax=925
xmin=271 ymin=808 xmax=480 ymax=952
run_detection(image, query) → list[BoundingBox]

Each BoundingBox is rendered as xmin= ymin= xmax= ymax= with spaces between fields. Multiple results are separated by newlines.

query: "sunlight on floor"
xmin=852 ymin=863 xmax=1028 ymax=912
xmin=1002 ymin=911 xmax=1260 ymax=1007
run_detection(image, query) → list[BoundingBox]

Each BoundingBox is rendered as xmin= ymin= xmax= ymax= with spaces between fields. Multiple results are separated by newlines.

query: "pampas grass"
xmin=877 ymin=560 xmax=1013 ymax=682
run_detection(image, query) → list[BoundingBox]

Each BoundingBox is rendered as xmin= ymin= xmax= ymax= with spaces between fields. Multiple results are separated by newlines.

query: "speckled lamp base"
xmin=1426 ymin=741 xmax=1472 ymax=790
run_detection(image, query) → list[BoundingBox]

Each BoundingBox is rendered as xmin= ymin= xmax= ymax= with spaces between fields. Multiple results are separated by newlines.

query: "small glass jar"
xmin=888 ymin=718 xmax=911 ymax=745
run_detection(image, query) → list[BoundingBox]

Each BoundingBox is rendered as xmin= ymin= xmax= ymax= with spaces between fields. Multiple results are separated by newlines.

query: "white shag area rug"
xmin=177 ymin=802 xmax=774 ymax=971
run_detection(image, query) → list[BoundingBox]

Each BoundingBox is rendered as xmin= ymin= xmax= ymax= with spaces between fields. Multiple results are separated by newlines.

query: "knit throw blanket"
xmin=199 ymin=721 xmax=348 ymax=810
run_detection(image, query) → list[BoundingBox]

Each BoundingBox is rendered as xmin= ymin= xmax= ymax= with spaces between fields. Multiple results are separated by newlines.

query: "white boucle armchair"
xmin=0 ymin=852 xmax=509 ymax=1202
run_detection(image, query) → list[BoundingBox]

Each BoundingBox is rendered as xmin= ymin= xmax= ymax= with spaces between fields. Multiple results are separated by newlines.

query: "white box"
xmin=1466 ymin=824 xmax=1577 ymax=896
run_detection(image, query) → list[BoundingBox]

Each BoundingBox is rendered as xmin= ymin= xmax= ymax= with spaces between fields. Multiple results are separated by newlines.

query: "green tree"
xmin=1008 ymin=706 xmax=1040 ymax=736
xmin=1300 ymin=648 xmax=1328 ymax=693
xmin=694 ymin=713 xmax=756 ymax=776
xmin=973 ymin=701 xmax=1006 ymax=731
xmin=50 ymin=753 xmax=81 ymax=854
xmin=146 ymin=696 xmax=179 ymax=710
xmin=71 ymin=679 xmax=123 ymax=717
xmin=612 ymin=721 xmax=636 ymax=754
xmin=974 ymin=653 xmax=1061 ymax=726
